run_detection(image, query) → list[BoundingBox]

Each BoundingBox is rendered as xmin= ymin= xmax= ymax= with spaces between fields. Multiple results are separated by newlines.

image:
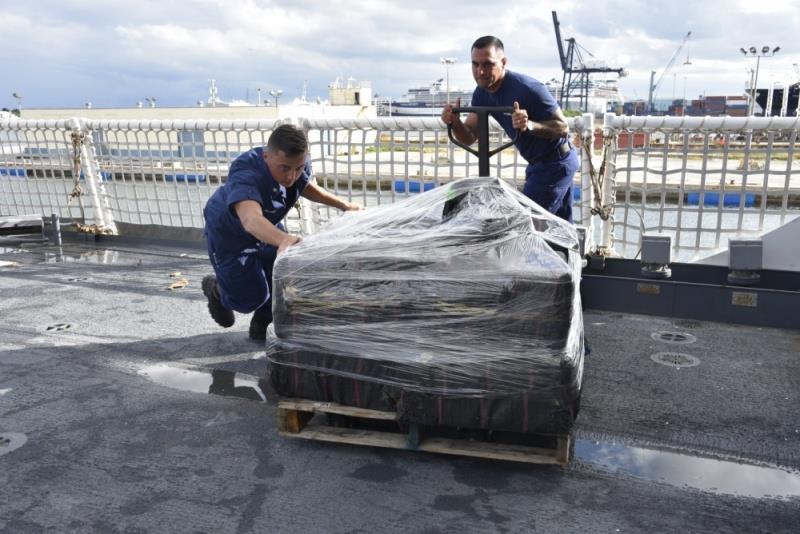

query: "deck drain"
xmin=0 ymin=433 xmax=28 ymax=457
xmin=650 ymin=352 xmax=700 ymax=368
xmin=651 ymin=331 xmax=697 ymax=345
xmin=45 ymin=323 xmax=72 ymax=332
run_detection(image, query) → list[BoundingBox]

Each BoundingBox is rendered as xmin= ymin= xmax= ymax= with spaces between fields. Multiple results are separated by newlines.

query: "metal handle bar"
xmin=445 ymin=106 xmax=519 ymax=176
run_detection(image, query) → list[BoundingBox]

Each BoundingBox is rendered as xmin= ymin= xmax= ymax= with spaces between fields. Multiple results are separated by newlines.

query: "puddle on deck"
xmin=138 ymin=363 xmax=266 ymax=402
xmin=574 ymin=439 xmax=800 ymax=499
xmin=0 ymin=244 xmax=121 ymax=264
xmin=137 ymin=362 xmax=800 ymax=499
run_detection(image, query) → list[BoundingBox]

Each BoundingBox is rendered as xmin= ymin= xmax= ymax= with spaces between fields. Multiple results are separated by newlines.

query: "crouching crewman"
xmin=201 ymin=124 xmax=361 ymax=340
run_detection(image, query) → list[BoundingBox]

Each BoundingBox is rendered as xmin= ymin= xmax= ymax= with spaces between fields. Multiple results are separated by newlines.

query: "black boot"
xmin=201 ymin=275 xmax=235 ymax=328
xmin=248 ymin=305 xmax=271 ymax=341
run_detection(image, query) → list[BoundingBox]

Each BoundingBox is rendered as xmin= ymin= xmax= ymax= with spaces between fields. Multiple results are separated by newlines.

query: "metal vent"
xmin=650 ymin=352 xmax=700 ymax=368
xmin=651 ymin=331 xmax=697 ymax=345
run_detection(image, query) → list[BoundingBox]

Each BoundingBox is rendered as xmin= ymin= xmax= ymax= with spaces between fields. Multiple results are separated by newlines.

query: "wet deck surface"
xmin=1 ymin=235 xmax=799 ymax=533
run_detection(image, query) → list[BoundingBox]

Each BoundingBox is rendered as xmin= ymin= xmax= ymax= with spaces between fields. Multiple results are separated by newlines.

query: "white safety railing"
xmin=2 ymin=114 xmax=797 ymax=262
xmin=0 ymin=115 xmax=595 ymax=237
xmin=0 ymin=119 xmax=99 ymax=228
xmin=298 ymin=115 xmax=595 ymax=238
xmin=603 ymin=114 xmax=800 ymax=260
xmin=86 ymin=119 xmax=291 ymax=231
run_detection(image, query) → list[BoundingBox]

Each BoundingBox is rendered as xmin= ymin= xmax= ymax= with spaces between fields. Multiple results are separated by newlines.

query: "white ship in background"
xmin=377 ymin=76 xmax=624 ymax=117
xmin=545 ymin=77 xmax=626 ymax=115
xmin=378 ymin=79 xmax=473 ymax=117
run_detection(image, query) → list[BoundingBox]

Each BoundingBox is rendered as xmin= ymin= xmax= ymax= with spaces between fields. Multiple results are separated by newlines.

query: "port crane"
xmin=647 ymin=31 xmax=692 ymax=113
xmin=551 ymin=11 xmax=626 ymax=112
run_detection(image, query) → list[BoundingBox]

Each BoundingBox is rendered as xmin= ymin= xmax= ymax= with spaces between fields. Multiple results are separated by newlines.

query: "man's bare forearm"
xmin=235 ymin=199 xmax=299 ymax=249
xmin=240 ymin=211 xmax=290 ymax=246
xmin=526 ymin=118 xmax=569 ymax=139
xmin=301 ymin=182 xmax=359 ymax=210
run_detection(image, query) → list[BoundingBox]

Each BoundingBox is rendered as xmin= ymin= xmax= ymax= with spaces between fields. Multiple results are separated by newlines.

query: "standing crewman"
xmin=441 ymin=35 xmax=580 ymax=222
xmin=201 ymin=124 xmax=361 ymax=340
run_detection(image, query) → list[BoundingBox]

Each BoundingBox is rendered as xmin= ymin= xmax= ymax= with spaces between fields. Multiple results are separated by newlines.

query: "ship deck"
xmin=1 ymin=233 xmax=799 ymax=533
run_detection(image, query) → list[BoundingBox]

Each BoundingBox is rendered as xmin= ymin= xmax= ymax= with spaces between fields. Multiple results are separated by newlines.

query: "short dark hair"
xmin=472 ymin=36 xmax=504 ymax=52
xmin=267 ymin=124 xmax=308 ymax=156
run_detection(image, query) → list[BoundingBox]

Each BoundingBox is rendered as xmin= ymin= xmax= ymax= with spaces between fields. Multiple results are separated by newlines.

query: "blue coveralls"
xmin=471 ymin=70 xmax=580 ymax=222
xmin=203 ymin=147 xmax=310 ymax=322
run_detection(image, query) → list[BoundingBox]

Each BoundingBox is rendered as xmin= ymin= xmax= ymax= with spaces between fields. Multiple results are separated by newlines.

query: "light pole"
xmin=440 ymin=57 xmax=457 ymax=104
xmin=682 ymin=76 xmax=687 ymax=116
xmin=740 ymin=45 xmax=780 ymax=115
xmin=269 ymin=89 xmax=283 ymax=107
xmin=12 ymin=92 xmax=22 ymax=114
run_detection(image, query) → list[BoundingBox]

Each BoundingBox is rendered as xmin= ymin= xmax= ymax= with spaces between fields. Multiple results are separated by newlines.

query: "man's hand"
xmin=443 ymin=98 xmax=478 ymax=145
xmin=276 ymin=234 xmax=302 ymax=256
xmin=512 ymin=101 xmax=529 ymax=131
xmin=342 ymin=201 xmax=363 ymax=211
xmin=511 ymin=101 xmax=567 ymax=138
xmin=440 ymin=98 xmax=462 ymax=126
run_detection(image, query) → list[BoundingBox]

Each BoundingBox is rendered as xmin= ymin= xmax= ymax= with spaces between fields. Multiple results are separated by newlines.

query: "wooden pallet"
xmin=277 ymin=397 xmax=570 ymax=465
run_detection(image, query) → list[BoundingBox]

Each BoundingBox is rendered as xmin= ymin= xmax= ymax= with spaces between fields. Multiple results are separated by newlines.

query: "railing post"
xmin=600 ymin=113 xmax=617 ymax=254
xmin=292 ymin=116 xmax=319 ymax=236
xmin=579 ymin=113 xmax=595 ymax=251
xmin=68 ymin=118 xmax=118 ymax=234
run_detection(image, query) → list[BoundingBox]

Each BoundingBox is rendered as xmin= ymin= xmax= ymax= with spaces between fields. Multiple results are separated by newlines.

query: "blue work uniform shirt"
xmin=471 ymin=70 xmax=567 ymax=163
xmin=203 ymin=146 xmax=310 ymax=258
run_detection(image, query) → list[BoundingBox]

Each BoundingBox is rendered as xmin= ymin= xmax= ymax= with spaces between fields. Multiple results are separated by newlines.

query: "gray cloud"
xmin=1 ymin=0 xmax=798 ymax=109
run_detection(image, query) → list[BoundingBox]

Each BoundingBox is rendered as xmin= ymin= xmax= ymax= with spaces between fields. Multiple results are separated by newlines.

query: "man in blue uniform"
xmin=441 ymin=35 xmax=580 ymax=222
xmin=443 ymin=36 xmax=591 ymax=356
xmin=202 ymin=124 xmax=361 ymax=340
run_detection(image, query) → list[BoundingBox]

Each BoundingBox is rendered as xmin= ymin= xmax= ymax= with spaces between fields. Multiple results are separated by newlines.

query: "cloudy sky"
xmin=2 ymin=0 xmax=799 ymax=109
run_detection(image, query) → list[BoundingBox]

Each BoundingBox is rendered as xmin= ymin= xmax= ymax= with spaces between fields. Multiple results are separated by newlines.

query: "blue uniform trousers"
xmin=206 ymin=225 xmax=281 ymax=323
xmin=522 ymin=148 xmax=580 ymax=223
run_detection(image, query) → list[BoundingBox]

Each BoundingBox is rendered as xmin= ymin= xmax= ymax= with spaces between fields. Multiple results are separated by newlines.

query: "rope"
xmin=68 ymin=129 xmax=114 ymax=234
xmin=68 ymin=131 xmax=87 ymax=222
xmin=584 ymin=134 xmax=615 ymax=220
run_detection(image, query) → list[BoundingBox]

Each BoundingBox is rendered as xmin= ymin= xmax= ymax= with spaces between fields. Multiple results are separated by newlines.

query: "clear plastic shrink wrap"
xmin=266 ymin=177 xmax=584 ymax=434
